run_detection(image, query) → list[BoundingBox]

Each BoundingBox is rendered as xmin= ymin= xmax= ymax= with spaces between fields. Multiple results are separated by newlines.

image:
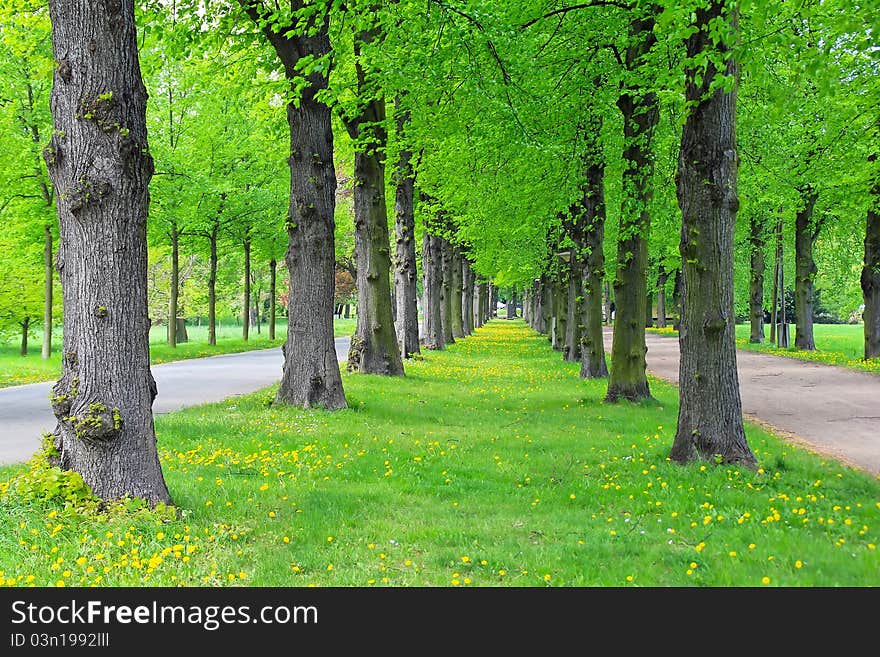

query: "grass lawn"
xmin=0 ymin=317 xmax=358 ymax=389
xmin=0 ymin=320 xmax=877 ymax=587
xmin=648 ymin=323 xmax=879 ymax=375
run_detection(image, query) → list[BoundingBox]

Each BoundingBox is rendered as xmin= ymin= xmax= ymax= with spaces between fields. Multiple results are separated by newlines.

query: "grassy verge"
xmin=646 ymin=324 xmax=880 ymax=375
xmin=0 ymin=318 xmax=357 ymax=389
xmin=0 ymin=320 xmax=877 ymax=587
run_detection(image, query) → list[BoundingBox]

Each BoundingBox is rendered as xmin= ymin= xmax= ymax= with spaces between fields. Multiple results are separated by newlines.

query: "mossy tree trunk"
xmin=670 ymin=1 xmax=756 ymax=467
xmin=421 ymin=232 xmax=444 ymax=350
xmin=462 ymin=258 xmax=475 ymax=335
xmin=794 ymin=186 xmax=820 ymax=351
xmin=863 ymin=153 xmax=880 ymax=359
xmin=344 ymin=31 xmax=404 ymax=376
xmin=439 ymin=237 xmax=456 ymax=346
xmin=239 ymin=0 xmax=346 ymax=410
xmin=392 ymin=106 xmax=420 ymax=358
xmin=606 ymin=8 xmax=659 ymax=403
xmin=564 ymin=265 xmax=581 ymax=360
xmin=451 ymin=246 xmax=465 ymax=337
xmin=44 ymin=0 xmax=171 ymax=503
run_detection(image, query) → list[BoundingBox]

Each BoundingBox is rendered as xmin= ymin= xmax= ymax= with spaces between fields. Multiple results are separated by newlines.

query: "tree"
xmin=341 ymin=8 xmax=405 ymax=376
xmin=392 ymin=97 xmax=420 ymax=358
xmin=605 ymin=4 xmax=660 ymax=403
xmin=238 ymin=0 xmax=347 ymax=410
xmin=44 ymin=0 xmax=171 ymax=503
xmin=669 ymin=0 xmax=756 ymax=467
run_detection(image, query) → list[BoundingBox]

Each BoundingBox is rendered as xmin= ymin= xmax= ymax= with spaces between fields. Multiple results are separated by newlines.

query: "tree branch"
xmin=521 ymin=1 xmax=633 ymax=30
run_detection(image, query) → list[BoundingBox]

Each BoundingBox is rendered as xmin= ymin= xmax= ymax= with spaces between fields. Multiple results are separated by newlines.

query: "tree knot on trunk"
xmin=65 ymin=401 xmax=123 ymax=444
xmin=66 ymin=176 xmax=111 ymax=214
xmin=50 ymin=375 xmax=80 ymax=420
xmin=703 ymin=313 xmax=726 ymax=335
xmin=43 ymin=134 xmax=63 ymax=169
xmin=77 ymin=91 xmax=119 ymax=133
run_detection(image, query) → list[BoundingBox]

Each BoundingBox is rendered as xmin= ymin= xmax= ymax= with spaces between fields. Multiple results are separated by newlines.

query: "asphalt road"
xmin=0 ymin=337 xmax=351 ymax=465
xmin=603 ymin=328 xmax=880 ymax=477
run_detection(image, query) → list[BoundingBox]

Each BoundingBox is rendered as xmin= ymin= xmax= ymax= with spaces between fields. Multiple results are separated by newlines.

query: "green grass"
xmin=647 ymin=323 xmax=879 ymax=375
xmin=0 ymin=317 xmax=358 ymax=389
xmin=1 ymin=320 xmax=877 ymax=587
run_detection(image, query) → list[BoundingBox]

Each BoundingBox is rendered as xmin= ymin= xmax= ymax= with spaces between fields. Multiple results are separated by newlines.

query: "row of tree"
xmin=2 ymin=0 xmax=875 ymax=502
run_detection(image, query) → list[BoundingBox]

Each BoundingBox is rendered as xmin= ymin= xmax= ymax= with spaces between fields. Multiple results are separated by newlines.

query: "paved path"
xmin=0 ymin=337 xmax=351 ymax=465
xmin=602 ymin=328 xmax=880 ymax=477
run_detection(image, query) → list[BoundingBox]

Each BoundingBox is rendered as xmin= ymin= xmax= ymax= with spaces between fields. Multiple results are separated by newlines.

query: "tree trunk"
xmin=603 ymin=280 xmax=612 ymax=326
xmin=490 ymin=283 xmax=498 ymax=319
xmin=462 ymin=259 xmax=475 ymax=335
xmin=269 ymin=257 xmax=277 ymax=341
xmin=533 ymin=276 xmax=546 ymax=333
xmin=43 ymin=224 xmax=54 ymax=359
xmin=672 ymin=269 xmax=681 ymax=331
xmin=656 ymin=266 xmax=668 ymax=328
xmin=553 ymin=276 xmax=566 ymax=351
xmin=541 ymin=278 xmax=553 ymax=341
xmin=748 ymin=213 xmax=766 ymax=343
xmin=439 ymin=238 xmax=456 ymax=345
xmin=238 ymin=3 xmax=346 ymax=409
xmin=344 ymin=43 xmax=403 ymax=376
xmin=20 ymin=317 xmax=31 ymax=356
xmin=346 ymin=117 xmax=404 ymax=375
xmin=769 ymin=216 xmax=780 ymax=344
xmin=564 ymin=266 xmax=580 ymax=360
xmin=863 ymin=155 xmax=880 ymax=359
xmin=794 ymin=186 xmax=819 ymax=351
xmin=421 ymin=232 xmax=444 ymax=350
xmin=451 ymin=247 xmax=465 ymax=336
xmin=507 ymin=286 xmax=519 ymax=320
xmin=168 ymin=223 xmax=179 ymax=347
xmin=646 ymin=290 xmax=654 ymax=328
xmin=44 ymin=0 xmax=171 ymax=503
xmin=208 ymin=222 xmax=218 ymax=346
xmin=580 ymin=172 xmax=610 ymax=378
xmin=670 ymin=1 xmax=756 ymax=467
xmin=242 ymin=236 xmax=250 ymax=341
xmin=606 ymin=9 xmax=659 ymax=403
xmin=392 ymin=119 xmax=420 ymax=358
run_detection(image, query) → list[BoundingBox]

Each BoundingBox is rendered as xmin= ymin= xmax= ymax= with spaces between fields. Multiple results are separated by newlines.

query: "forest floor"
xmin=607 ymin=328 xmax=880 ymax=477
xmin=0 ymin=319 xmax=876 ymax=587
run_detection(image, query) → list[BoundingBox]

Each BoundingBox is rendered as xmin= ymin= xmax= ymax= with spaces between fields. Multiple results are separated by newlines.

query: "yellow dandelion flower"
xmin=762 ymin=576 xmax=770 ymax=585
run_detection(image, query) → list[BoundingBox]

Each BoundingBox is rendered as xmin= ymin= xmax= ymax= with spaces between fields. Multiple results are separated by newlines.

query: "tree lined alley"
xmin=0 ymin=0 xmax=877 ymax=503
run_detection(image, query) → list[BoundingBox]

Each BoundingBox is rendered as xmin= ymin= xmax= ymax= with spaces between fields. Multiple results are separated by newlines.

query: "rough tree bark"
xmin=207 ymin=219 xmax=218 ymax=346
xmin=863 ymin=153 xmax=880 ymax=359
xmin=606 ymin=7 xmax=659 ymax=403
xmin=421 ymin=232 xmax=444 ymax=350
xmin=553 ymin=275 xmax=566 ymax=350
xmin=462 ymin=258 xmax=475 ymax=335
xmin=240 ymin=0 xmax=346 ymax=410
xmin=44 ymin=0 xmax=171 ymax=503
xmin=656 ymin=265 xmax=668 ymax=328
xmin=748 ymin=213 xmax=765 ymax=343
xmin=507 ymin=286 xmax=519 ymax=320
xmin=794 ymin=186 xmax=820 ymax=351
xmin=439 ymin=238 xmax=455 ymax=345
xmin=564 ymin=264 xmax=581 ymax=360
xmin=392 ymin=103 xmax=420 ymax=358
xmin=670 ymin=0 xmax=756 ymax=467
xmin=344 ymin=34 xmax=404 ymax=376
xmin=451 ymin=247 xmax=464 ymax=337
xmin=564 ymin=122 xmax=611 ymax=379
